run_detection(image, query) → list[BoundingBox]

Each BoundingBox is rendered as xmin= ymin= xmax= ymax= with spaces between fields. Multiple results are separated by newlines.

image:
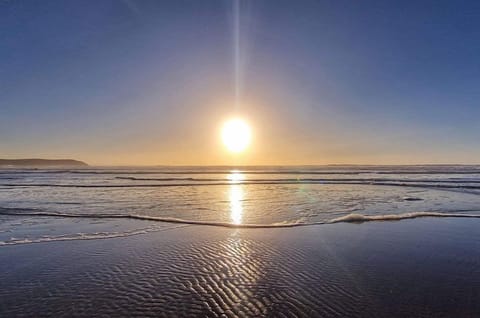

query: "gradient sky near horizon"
xmin=1 ymin=0 xmax=480 ymax=165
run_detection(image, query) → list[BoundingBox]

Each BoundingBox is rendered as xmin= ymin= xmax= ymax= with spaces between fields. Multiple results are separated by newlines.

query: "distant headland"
xmin=0 ymin=159 xmax=88 ymax=168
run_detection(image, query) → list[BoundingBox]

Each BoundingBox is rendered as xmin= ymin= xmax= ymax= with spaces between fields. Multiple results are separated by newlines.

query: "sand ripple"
xmin=0 ymin=228 xmax=373 ymax=317
xmin=1 ymin=221 xmax=480 ymax=317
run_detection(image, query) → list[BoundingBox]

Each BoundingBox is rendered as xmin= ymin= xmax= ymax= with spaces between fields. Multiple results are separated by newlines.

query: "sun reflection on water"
xmin=228 ymin=170 xmax=244 ymax=183
xmin=229 ymin=185 xmax=243 ymax=225
xmin=228 ymin=171 xmax=244 ymax=225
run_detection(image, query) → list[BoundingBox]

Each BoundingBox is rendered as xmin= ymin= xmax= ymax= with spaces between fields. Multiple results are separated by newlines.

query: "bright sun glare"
xmin=221 ymin=118 xmax=251 ymax=153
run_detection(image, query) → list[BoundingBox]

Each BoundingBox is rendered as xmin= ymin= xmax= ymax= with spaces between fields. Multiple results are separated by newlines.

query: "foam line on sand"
xmin=2 ymin=209 xmax=480 ymax=229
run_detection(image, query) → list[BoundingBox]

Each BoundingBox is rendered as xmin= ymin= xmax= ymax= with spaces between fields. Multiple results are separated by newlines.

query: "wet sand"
xmin=1 ymin=218 xmax=480 ymax=317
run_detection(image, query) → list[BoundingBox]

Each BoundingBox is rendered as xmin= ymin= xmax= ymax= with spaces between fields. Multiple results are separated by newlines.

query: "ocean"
xmin=1 ymin=165 xmax=480 ymax=245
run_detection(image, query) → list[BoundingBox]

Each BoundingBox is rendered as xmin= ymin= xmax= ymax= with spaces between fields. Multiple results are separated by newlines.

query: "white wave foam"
xmin=328 ymin=211 xmax=480 ymax=223
xmin=2 ymin=209 xmax=480 ymax=231
xmin=0 ymin=224 xmax=189 ymax=246
xmin=0 ymin=210 xmax=310 ymax=229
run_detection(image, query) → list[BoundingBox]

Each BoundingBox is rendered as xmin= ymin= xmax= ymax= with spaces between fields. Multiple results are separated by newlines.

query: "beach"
xmin=4 ymin=0 xmax=480 ymax=316
xmin=1 ymin=217 xmax=479 ymax=317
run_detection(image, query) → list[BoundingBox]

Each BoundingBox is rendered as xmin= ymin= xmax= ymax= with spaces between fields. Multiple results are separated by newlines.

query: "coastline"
xmin=1 ymin=217 xmax=479 ymax=317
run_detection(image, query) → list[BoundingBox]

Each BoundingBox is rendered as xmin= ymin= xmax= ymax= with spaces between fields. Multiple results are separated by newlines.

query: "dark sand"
xmin=1 ymin=218 xmax=480 ymax=317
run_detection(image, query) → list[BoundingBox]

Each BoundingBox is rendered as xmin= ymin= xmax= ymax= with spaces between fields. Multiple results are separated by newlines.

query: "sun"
xmin=221 ymin=118 xmax=251 ymax=153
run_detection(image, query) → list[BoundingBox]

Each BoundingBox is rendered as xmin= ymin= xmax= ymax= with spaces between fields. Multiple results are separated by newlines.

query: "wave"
xmin=0 ymin=170 xmax=364 ymax=175
xmin=3 ymin=180 xmax=480 ymax=191
xmin=0 ymin=209 xmax=308 ymax=228
xmin=3 ymin=165 xmax=480 ymax=176
xmin=2 ymin=208 xmax=480 ymax=230
xmin=116 ymin=176 xmax=219 ymax=181
xmin=328 ymin=211 xmax=480 ymax=223
xmin=116 ymin=176 xmax=480 ymax=183
xmin=0 ymin=224 xmax=189 ymax=246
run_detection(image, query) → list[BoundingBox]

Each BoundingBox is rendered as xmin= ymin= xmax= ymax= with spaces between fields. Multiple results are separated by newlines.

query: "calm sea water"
xmin=0 ymin=166 xmax=480 ymax=244
xmin=1 ymin=165 xmax=480 ymax=228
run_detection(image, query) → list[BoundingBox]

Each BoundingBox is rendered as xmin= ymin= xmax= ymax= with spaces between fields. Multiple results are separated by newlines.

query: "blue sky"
xmin=1 ymin=0 xmax=480 ymax=165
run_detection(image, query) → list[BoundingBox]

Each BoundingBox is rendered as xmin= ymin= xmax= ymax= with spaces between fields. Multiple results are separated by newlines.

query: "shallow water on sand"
xmin=1 ymin=218 xmax=479 ymax=317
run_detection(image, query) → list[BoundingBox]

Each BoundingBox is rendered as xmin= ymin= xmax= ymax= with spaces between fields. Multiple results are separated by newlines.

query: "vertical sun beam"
xmin=233 ymin=0 xmax=241 ymax=110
